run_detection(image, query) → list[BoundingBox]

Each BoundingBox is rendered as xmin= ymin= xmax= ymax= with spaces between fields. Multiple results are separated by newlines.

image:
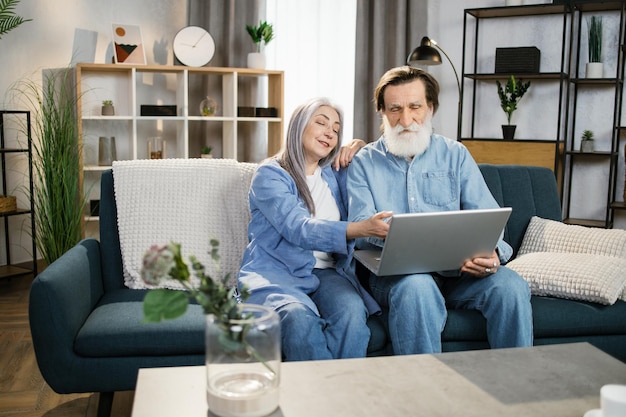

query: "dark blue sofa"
xmin=29 ymin=163 xmax=626 ymax=417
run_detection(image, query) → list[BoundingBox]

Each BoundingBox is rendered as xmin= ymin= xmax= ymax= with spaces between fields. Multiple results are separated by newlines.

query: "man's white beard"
xmin=383 ymin=116 xmax=432 ymax=158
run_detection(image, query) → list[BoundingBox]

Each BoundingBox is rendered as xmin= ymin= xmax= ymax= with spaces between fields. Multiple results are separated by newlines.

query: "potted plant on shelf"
xmin=245 ymin=20 xmax=274 ymax=69
xmin=580 ymin=129 xmax=595 ymax=152
xmin=586 ymin=16 xmax=603 ymax=78
xmin=101 ymin=99 xmax=115 ymax=116
xmin=201 ymin=146 xmax=213 ymax=158
xmin=496 ymin=75 xmax=531 ymax=140
xmin=141 ymin=240 xmax=280 ymax=417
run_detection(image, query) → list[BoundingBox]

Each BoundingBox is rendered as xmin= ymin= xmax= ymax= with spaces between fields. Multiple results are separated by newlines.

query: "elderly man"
xmin=347 ymin=66 xmax=533 ymax=355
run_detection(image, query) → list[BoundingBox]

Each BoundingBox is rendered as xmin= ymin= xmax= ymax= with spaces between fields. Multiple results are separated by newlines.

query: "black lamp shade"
xmin=407 ymin=36 xmax=442 ymax=66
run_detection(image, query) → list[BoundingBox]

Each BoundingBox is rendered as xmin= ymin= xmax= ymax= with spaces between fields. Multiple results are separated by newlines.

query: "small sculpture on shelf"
xmin=101 ymin=100 xmax=115 ymax=116
xmin=200 ymin=96 xmax=218 ymax=116
xmin=580 ymin=129 xmax=595 ymax=153
xmin=496 ymin=75 xmax=530 ymax=140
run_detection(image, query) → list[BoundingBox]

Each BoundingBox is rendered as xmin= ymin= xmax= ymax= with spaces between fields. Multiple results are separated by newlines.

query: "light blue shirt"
xmin=238 ymin=159 xmax=380 ymax=316
xmin=347 ymin=133 xmax=513 ymax=263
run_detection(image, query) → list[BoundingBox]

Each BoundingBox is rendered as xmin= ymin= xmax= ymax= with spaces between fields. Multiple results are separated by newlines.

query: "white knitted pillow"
xmin=509 ymin=217 xmax=626 ymax=304
xmin=518 ymin=216 xmax=626 ymax=257
xmin=507 ymin=252 xmax=626 ymax=305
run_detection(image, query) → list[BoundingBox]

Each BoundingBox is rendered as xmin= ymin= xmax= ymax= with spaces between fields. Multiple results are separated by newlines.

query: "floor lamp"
xmin=407 ymin=36 xmax=462 ymax=140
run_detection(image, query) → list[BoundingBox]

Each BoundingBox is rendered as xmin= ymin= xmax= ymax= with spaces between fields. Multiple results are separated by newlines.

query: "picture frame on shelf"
xmin=112 ymin=23 xmax=146 ymax=65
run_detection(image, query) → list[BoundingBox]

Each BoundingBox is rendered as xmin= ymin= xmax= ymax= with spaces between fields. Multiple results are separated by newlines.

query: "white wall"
xmin=0 ymin=0 xmax=623 ymax=265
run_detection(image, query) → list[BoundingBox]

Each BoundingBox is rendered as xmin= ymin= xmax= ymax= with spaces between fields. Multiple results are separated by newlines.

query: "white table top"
xmin=131 ymin=343 xmax=626 ymax=417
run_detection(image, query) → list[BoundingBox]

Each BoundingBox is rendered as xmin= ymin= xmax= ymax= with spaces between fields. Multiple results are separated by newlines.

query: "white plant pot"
xmin=247 ymin=52 xmax=266 ymax=69
xmin=505 ymin=0 xmax=523 ymax=5
xmin=586 ymin=62 xmax=603 ymax=79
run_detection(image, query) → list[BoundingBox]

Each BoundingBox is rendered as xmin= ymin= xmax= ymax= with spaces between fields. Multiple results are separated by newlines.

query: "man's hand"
xmin=333 ymin=139 xmax=366 ymax=171
xmin=460 ymin=251 xmax=500 ymax=277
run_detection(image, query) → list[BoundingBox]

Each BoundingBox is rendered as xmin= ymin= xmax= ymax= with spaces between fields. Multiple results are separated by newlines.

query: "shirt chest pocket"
xmin=421 ymin=171 xmax=458 ymax=207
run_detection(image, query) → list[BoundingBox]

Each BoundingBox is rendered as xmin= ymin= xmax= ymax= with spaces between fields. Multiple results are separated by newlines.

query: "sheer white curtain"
xmin=265 ymin=0 xmax=357 ymax=143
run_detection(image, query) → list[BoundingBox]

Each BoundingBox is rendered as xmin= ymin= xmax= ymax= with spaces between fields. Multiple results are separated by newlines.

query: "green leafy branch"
xmin=496 ymin=75 xmax=531 ymax=125
xmin=141 ymin=240 xmax=276 ymax=375
xmin=246 ymin=21 xmax=274 ymax=53
xmin=0 ymin=0 xmax=31 ymax=40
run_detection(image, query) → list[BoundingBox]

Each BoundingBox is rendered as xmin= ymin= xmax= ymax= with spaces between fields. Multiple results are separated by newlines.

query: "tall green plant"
xmin=587 ymin=16 xmax=603 ymax=63
xmin=10 ymin=69 xmax=86 ymax=264
xmin=0 ymin=0 xmax=31 ymax=39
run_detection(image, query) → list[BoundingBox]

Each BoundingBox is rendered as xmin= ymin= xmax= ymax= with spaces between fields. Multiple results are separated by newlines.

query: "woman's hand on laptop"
xmin=347 ymin=211 xmax=392 ymax=239
xmin=461 ymin=251 xmax=500 ymax=277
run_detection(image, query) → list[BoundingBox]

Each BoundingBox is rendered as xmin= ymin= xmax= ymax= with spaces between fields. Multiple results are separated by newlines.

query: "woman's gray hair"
xmin=277 ymin=97 xmax=344 ymax=215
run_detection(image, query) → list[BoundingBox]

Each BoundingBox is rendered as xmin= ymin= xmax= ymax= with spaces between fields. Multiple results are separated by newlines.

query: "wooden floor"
xmin=0 ymin=270 xmax=134 ymax=417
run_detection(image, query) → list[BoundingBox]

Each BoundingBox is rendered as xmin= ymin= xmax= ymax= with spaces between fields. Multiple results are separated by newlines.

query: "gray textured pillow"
xmin=509 ymin=217 xmax=626 ymax=304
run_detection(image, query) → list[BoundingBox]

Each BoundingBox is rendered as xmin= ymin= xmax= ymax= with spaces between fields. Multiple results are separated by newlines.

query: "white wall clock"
xmin=173 ymin=26 xmax=215 ymax=67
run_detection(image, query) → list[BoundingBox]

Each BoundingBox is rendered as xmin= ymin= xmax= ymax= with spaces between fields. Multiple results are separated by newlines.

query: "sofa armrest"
xmin=28 ymin=238 xmax=104 ymax=393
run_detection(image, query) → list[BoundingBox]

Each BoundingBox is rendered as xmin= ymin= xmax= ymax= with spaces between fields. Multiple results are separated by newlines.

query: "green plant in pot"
xmin=245 ymin=20 xmax=274 ymax=69
xmin=201 ymin=145 xmax=213 ymax=158
xmin=101 ymin=99 xmax=114 ymax=116
xmin=580 ymin=129 xmax=595 ymax=152
xmin=586 ymin=16 xmax=603 ymax=78
xmin=9 ymin=68 xmax=87 ymax=264
xmin=496 ymin=75 xmax=531 ymax=140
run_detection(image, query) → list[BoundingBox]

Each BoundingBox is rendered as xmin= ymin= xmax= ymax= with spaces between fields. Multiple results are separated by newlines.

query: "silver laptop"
xmin=354 ymin=208 xmax=512 ymax=276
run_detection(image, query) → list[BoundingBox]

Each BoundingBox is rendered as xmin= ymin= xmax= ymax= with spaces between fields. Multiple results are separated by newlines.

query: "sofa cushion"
xmin=508 ymin=252 xmax=626 ymax=304
xmin=507 ymin=216 xmax=626 ymax=305
xmin=518 ymin=216 xmax=626 ymax=257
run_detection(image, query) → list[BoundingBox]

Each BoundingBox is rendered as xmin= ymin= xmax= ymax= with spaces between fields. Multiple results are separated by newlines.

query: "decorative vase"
xmin=147 ymin=137 xmax=166 ymax=159
xmin=502 ymin=125 xmax=516 ymax=140
xmin=200 ymin=96 xmax=218 ymax=116
xmin=581 ymin=139 xmax=595 ymax=152
xmin=247 ymin=52 xmax=266 ymax=70
xmin=205 ymin=304 xmax=281 ymax=417
xmin=586 ymin=62 xmax=603 ymax=79
xmin=98 ymin=136 xmax=116 ymax=165
xmin=101 ymin=105 xmax=115 ymax=116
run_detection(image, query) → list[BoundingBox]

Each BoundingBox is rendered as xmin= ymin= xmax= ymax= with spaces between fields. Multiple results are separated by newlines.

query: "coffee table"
xmin=131 ymin=343 xmax=626 ymax=417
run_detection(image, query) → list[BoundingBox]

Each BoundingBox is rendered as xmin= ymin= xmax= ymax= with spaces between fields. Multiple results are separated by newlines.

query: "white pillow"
xmin=507 ymin=252 xmax=626 ymax=305
xmin=518 ymin=216 xmax=626 ymax=257
xmin=509 ymin=216 xmax=626 ymax=304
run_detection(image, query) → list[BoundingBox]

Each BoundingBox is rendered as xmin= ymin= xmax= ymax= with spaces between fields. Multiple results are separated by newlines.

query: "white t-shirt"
xmin=306 ymin=166 xmax=340 ymax=269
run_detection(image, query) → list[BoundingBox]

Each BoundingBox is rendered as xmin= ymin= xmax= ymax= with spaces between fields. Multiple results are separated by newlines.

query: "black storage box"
xmin=255 ymin=107 xmax=278 ymax=117
xmin=495 ymin=47 xmax=540 ymax=74
xmin=140 ymin=105 xmax=177 ymax=117
xmin=238 ymin=106 xmax=255 ymax=117
xmin=90 ymin=200 xmax=100 ymax=217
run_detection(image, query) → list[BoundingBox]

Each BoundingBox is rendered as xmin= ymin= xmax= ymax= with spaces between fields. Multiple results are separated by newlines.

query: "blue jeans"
xmin=368 ymin=266 xmax=533 ymax=355
xmin=277 ymin=268 xmax=370 ymax=361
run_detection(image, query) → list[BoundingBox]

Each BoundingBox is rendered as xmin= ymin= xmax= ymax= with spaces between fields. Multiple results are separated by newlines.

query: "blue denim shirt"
xmin=347 ymin=134 xmax=513 ymax=263
xmin=238 ymin=159 xmax=381 ymax=316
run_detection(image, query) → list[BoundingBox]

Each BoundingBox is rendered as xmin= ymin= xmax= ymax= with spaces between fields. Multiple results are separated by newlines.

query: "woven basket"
xmin=0 ymin=196 xmax=17 ymax=213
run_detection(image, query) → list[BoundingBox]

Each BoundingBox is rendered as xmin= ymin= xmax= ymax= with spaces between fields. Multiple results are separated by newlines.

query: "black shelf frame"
xmin=0 ymin=110 xmax=37 ymax=279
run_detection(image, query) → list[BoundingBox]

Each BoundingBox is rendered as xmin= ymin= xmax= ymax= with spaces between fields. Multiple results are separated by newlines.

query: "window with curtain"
xmin=265 ymin=0 xmax=357 ymax=143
